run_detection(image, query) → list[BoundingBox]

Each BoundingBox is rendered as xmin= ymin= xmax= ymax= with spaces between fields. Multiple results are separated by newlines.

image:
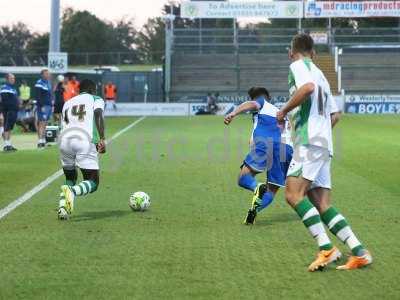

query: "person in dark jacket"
xmin=53 ymin=74 xmax=65 ymax=125
xmin=0 ymin=73 xmax=19 ymax=152
xmin=35 ymin=69 xmax=52 ymax=149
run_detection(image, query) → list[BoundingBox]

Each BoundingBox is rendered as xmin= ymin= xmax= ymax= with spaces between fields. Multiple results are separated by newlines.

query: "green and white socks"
xmin=295 ymin=198 xmax=333 ymax=251
xmin=69 ymin=180 xmax=97 ymax=196
xmin=321 ymin=207 xmax=365 ymax=257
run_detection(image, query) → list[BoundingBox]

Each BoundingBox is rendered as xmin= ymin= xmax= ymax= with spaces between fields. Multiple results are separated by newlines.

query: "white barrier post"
xmin=338 ymin=65 xmax=342 ymax=93
xmin=164 ymin=14 xmax=175 ymax=103
xmin=144 ymin=83 xmax=148 ymax=103
xmin=341 ymin=89 xmax=346 ymax=113
xmin=334 ymin=46 xmax=338 ymax=72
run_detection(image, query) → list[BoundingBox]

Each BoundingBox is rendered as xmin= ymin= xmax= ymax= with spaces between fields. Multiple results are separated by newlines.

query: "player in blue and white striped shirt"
xmin=224 ymin=87 xmax=293 ymax=224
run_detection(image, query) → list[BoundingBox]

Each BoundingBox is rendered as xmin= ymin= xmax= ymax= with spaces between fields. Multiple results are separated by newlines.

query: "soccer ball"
xmin=129 ymin=191 xmax=151 ymax=211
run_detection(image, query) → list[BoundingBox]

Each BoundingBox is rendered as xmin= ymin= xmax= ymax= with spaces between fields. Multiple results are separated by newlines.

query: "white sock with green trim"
xmin=71 ymin=180 xmax=97 ymax=196
xmin=295 ymin=198 xmax=333 ymax=251
xmin=321 ymin=207 xmax=365 ymax=256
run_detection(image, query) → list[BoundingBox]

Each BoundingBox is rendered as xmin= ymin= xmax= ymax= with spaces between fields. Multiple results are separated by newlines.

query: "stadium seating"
xmin=171 ymin=53 xmax=338 ymax=100
xmin=172 ymin=51 xmax=400 ymax=99
xmin=340 ymin=53 xmax=400 ymax=93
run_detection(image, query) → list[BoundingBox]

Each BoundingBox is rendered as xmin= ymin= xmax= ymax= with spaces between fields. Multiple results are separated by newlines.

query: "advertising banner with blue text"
xmin=345 ymin=94 xmax=400 ymax=114
xmin=181 ymin=1 xmax=303 ymax=19
xmin=305 ymin=1 xmax=400 ymax=18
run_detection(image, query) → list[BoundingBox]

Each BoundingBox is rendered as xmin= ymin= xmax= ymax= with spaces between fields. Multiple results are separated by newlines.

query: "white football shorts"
xmin=59 ymin=136 xmax=99 ymax=170
xmin=287 ymin=144 xmax=331 ymax=190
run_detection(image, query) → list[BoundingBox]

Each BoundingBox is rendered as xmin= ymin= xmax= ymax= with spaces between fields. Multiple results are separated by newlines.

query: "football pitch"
xmin=0 ymin=115 xmax=399 ymax=299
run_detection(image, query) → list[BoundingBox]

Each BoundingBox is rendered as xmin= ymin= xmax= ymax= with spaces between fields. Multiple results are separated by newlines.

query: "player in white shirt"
xmin=57 ymin=79 xmax=106 ymax=220
xmin=277 ymin=34 xmax=371 ymax=271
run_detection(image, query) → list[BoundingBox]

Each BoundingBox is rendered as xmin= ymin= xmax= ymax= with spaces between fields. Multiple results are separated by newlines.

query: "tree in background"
xmin=61 ymin=8 xmax=137 ymax=64
xmin=0 ymin=23 xmax=32 ymax=66
xmin=26 ymin=33 xmax=49 ymax=56
xmin=135 ymin=17 xmax=165 ymax=64
xmin=24 ymin=8 xmax=138 ymax=65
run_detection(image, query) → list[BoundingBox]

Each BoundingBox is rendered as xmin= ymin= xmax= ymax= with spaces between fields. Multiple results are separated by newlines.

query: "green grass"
xmin=0 ymin=115 xmax=399 ymax=299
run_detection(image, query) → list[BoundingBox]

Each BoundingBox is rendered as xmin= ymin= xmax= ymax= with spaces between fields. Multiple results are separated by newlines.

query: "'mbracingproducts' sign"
xmin=181 ymin=1 xmax=303 ymax=19
xmin=305 ymin=1 xmax=400 ymax=18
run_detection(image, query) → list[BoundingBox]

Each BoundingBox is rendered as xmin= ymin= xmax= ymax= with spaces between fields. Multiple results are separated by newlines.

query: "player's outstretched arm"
xmin=277 ymin=83 xmax=315 ymax=122
xmin=94 ymin=108 xmax=106 ymax=153
xmin=224 ymin=101 xmax=259 ymax=125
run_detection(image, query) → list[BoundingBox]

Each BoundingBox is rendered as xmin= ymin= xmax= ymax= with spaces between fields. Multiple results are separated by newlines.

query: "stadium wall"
xmin=103 ymin=95 xmax=400 ymax=116
xmin=103 ymin=96 xmax=349 ymax=116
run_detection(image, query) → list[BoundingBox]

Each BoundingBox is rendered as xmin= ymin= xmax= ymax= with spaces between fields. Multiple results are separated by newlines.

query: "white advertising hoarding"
xmin=48 ymin=52 xmax=68 ymax=73
xmin=100 ymin=97 xmax=398 ymax=116
xmin=345 ymin=94 xmax=400 ymax=114
xmin=345 ymin=94 xmax=400 ymax=103
xmin=104 ymin=103 xmax=190 ymax=117
xmin=310 ymin=32 xmax=328 ymax=44
xmin=305 ymin=1 xmax=400 ymax=18
xmin=181 ymin=1 xmax=303 ymax=19
xmin=189 ymin=102 xmax=237 ymax=116
xmin=103 ymin=103 xmax=239 ymax=116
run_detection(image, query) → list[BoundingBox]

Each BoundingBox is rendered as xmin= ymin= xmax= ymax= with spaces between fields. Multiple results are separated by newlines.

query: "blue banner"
xmin=345 ymin=102 xmax=400 ymax=114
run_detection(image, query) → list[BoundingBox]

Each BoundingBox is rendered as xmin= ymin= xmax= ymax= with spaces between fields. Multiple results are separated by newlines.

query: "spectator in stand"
xmin=35 ymin=69 xmax=52 ymax=149
xmin=207 ymin=92 xmax=219 ymax=114
xmin=54 ymin=75 xmax=65 ymax=124
xmin=104 ymin=81 xmax=117 ymax=110
xmin=19 ymin=80 xmax=31 ymax=104
xmin=0 ymin=73 xmax=20 ymax=152
xmin=17 ymin=99 xmax=36 ymax=133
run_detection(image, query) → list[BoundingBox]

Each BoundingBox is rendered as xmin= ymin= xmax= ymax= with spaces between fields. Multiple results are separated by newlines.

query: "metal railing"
xmin=0 ymin=51 xmax=164 ymax=67
xmin=173 ymin=27 xmax=400 ymax=53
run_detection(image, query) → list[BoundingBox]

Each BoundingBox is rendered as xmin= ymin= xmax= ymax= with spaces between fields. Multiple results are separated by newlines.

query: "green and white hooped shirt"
xmin=61 ymin=93 xmax=105 ymax=144
xmin=288 ymin=58 xmax=334 ymax=155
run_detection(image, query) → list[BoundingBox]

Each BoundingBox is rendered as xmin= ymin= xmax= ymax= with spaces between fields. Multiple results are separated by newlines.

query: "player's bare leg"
xmin=308 ymin=188 xmax=372 ymax=270
xmin=285 ymin=176 xmax=341 ymax=271
xmin=37 ymin=121 xmax=47 ymax=149
xmin=58 ymin=168 xmax=78 ymax=219
xmin=59 ymin=168 xmax=99 ymax=220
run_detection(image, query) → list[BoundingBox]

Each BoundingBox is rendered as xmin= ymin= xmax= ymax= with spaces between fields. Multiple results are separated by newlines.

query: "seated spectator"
xmin=17 ymin=99 xmax=36 ymax=133
xmin=207 ymin=92 xmax=219 ymax=114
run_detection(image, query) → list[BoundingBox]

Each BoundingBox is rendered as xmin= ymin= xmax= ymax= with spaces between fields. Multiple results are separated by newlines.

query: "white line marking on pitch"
xmin=0 ymin=116 xmax=147 ymax=221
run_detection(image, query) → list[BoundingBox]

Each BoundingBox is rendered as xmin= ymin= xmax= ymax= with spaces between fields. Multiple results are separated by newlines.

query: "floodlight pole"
xmin=164 ymin=14 xmax=175 ymax=103
xmin=50 ymin=0 xmax=61 ymax=53
xmin=298 ymin=0 xmax=304 ymax=33
xmin=297 ymin=18 xmax=302 ymax=33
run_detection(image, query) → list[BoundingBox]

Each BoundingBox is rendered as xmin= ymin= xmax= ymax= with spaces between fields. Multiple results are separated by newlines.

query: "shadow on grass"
xmin=255 ymin=212 xmax=298 ymax=226
xmin=71 ymin=210 xmax=131 ymax=222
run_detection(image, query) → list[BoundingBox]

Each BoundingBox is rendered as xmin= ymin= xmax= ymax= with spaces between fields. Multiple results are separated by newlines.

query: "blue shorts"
xmin=37 ymin=105 xmax=52 ymax=122
xmin=243 ymin=141 xmax=293 ymax=187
